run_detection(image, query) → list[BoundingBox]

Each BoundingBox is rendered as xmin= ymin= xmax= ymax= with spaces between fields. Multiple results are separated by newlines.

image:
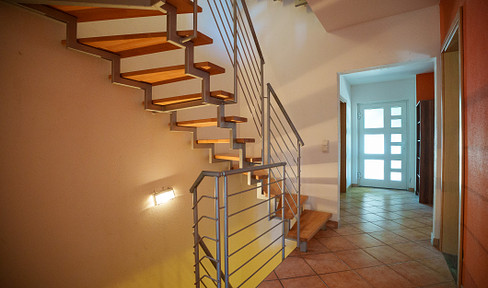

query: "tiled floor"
xmin=259 ymin=187 xmax=455 ymax=288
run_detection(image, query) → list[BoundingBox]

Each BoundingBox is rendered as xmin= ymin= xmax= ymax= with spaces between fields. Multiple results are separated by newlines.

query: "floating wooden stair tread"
xmin=214 ymin=154 xmax=262 ymax=163
xmin=252 ymin=170 xmax=270 ymax=180
xmin=153 ymin=90 xmax=233 ymax=106
xmin=121 ymin=62 xmax=225 ymax=86
xmin=51 ymin=1 xmax=201 ymax=22
xmin=288 ymin=210 xmax=332 ymax=242
xmin=196 ymin=138 xmax=254 ymax=144
xmin=75 ymin=31 xmax=213 ymax=58
xmin=176 ymin=116 xmax=247 ymax=128
xmin=277 ymin=194 xmax=309 ymax=219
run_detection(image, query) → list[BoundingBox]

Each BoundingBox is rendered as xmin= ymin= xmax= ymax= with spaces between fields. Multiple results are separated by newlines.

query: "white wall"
xmin=0 ymin=3 xmax=279 ymax=287
xmin=246 ymin=0 xmax=440 ymax=220
xmin=350 ymin=78 xmax=417 ymax=189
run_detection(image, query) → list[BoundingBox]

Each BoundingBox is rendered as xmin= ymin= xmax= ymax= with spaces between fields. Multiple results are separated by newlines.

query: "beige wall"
xmin=246 ymin=1 xmax=440 ymax=220
xmin=0 ymin=3 xmax=234 ymax=287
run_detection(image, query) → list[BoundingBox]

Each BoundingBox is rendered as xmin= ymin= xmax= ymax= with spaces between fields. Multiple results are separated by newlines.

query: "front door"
xmin=358 ymin=101 xmax=408 ymax=190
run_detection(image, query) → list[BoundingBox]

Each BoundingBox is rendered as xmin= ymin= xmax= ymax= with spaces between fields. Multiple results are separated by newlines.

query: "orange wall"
xmin=416 ymin=72 xmax=435 ymax=102
xmin=440 ymin=0 xmax=488 ymax=287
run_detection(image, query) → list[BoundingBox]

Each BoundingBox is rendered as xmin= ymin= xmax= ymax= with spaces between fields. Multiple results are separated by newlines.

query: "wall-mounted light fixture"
xmin=153 ymin=188 xmax=175 ymax=206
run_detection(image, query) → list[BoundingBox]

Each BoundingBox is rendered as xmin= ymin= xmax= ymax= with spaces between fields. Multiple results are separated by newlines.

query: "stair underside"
xmin=121 ymin=62 xmax=225 ymax=86
xmin=214 ymin=154 xmax=262 ymax=163
xmin=153 ymin=90 xmax=233 ymax=106
xmin=288 ymin=210 xmax=332 ymax=242
xmin=176 ymin=116 xmax=247 ymax=128
xmin=278 ymin=194 xmax=309 ymax=219
xmin=76 ymin=31 xmax=213 ymax=58
xmin=196 ymin=138 xmax=255 ymax=144
xmin=51 ymin=0 xmax=201 ymax=21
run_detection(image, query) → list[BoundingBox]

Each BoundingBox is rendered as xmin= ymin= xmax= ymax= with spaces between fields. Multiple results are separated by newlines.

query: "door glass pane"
xmin=364 ymin=160 xmax=384 ymax=180
xmin=391 ymin=172 xmax=402 ymax=181
xmin=391 ymin=145 xmax=402 ymax=154
xmin=364 ymin=134 xmax=384 ymax=154
xmin=391 ymin=134 xmax=402 ymax=142
xmin=391 ymin=107 xmax=402 ymax=116
xmin=391 ymin=160 xmax=402 ymax=169
xmin=391 ymin=119 xmax=402 ymax=128
xmin=364 ymin=109 xmax=384 ymax=129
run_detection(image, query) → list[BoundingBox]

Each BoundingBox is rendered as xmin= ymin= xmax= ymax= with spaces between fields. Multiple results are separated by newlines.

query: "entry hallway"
xmin=259 ymin=187 xmax=455 ymax=288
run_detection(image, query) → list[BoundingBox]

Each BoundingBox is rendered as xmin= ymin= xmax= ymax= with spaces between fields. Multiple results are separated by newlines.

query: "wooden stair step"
xmin=214 ymin=154 xmax=262 ymax=163
xmin=287 ymin=210 xmax=332 ymax=242
xmin=176 ymin=116 xmax=247 ymax=128
xmin=196 ymin=138 xmax=254 ymax=144
xmin=51 ymin=0 xmax=201 ymax=22
xmin=277 ymin=194 xmax=309 ymax=219
xmin=121 ymin=62 xmax=225 ymax=86
xmin=153 ymin=90 xmax=233 ymax=106
xmin=75 ymin=31 xmax=212 ymax=58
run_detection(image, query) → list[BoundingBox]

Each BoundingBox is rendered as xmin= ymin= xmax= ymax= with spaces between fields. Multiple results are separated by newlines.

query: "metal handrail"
xmin=267 ymin=83 xmax=304 ymax=146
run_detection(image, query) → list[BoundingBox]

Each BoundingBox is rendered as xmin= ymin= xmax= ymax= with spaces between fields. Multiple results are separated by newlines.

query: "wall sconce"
xmin=153 ymin=188 xmax=175 ymax=206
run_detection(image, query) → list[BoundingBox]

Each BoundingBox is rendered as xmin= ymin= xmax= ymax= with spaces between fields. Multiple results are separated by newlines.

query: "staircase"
xmin=13 ymin=0 xmax=332 ymax=286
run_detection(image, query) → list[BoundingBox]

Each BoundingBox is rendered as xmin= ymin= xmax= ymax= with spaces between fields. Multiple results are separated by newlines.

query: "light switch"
xmin=322 ymin=140 xmax=329 ymax=153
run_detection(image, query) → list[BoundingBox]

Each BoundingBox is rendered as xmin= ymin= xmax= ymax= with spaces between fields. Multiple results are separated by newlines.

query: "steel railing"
xmin=191 ymin=163 xmax=287 ymax=288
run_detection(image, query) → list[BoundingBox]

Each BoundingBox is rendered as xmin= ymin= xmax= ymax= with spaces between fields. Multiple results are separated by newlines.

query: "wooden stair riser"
xmin=287 ymin=210 xmax=332 ymax=245
xmin=277 ymin=194 xmax=309 ymax=220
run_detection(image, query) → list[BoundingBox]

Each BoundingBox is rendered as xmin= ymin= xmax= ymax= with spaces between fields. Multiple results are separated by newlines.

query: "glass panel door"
xmin=358 ymin=101 xmax=407 ymax=189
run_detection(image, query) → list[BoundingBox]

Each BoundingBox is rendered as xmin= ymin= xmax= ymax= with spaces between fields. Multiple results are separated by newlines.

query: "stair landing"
xmin=288 ymin=209 xmax=332 ymax=243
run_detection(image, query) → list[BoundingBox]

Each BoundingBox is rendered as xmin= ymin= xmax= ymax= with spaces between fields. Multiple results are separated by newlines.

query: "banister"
xmin=267 ymin=83 xmax=305 ymax=146
xmin=240 ymin=0 xmax=265 ymax=64
xmin=190 ymin=162 xmax=286 ymax=193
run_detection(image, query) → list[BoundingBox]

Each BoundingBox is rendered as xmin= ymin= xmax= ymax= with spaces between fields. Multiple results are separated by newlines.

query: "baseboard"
xmin=408 ymin=188 xmax=415 ymax=192
xmin=327 ymin=220 xmax=339 ymax=229
xmin=432 ymin=237 xmax=440 ymax=249
xmin=351 ymin=184 xmax=358 ymax=187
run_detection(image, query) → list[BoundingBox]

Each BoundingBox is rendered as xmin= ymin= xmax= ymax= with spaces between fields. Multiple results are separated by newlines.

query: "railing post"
xmin=281 ymin=165 xmax=286 ymax=260
xmin=223 ymin=176 xmax=229 ymax=288
xmin=261 ymin=58 xmax=265 ymax=164
xmin=215 ymin=176 xmax=221 ymax=288
xmin=266 ymin=86 xmax=271 ymax=166
xmin=193 ymin=188 xmax=200 ymax=288
xmin=233 ymin=0 xmax=238 ymax=104
xmin=296 ymin=141 xmax=301 ymax=250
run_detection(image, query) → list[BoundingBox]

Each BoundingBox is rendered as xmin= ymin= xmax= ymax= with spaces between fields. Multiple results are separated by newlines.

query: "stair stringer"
xmin=22 ymin=3 xmax=165 ymax=112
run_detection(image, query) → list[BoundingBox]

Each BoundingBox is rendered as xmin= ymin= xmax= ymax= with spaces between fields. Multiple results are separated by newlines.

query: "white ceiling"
xmin=341 ymin=59 xmax=435 ymax=86
xmin=306 ymin=0 xmax=439 ymax=32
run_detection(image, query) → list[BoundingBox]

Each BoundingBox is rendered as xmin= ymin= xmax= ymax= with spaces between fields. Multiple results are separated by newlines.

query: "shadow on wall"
xmin=300 ymin=141 xmax=339 ymax=165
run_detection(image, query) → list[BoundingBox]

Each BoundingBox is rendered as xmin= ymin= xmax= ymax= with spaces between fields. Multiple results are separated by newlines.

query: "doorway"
xmin=358 ymin=101 xmax=408 ymax=190
xmin=440 ymin=8 xmax=464 ymax=284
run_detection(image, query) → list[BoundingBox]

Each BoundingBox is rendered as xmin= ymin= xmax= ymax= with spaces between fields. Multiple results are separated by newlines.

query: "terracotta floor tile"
xmin=371 ymin=220 xmax=406 ymax=230
xmin=389 ymin=261 xmax=449 ymax=286
xmin=390 ymin=242 xmax=442 ymax=260
xmin=363 ymin=245 xmax=411 ymax=264
xmin=341 ymin=215 xmax=366 ymax=224
xmin=358 ymin=213 xmax=385 ymax=222
xmin=334 ymin=249 xmax=382 ymax=269
xmin=334 ymin=225 xmax=364 ymax=235
xmin=264 ymin=271 xmax=278 ymax=281
xmin=422 ymin=282 xmax=457 ymax=288
xmin=280 ymin=275 xmax=327 ymax=288
xmin=320 ymin=270 xmax=372 ymax=288
xmin=343 ymin=234 xmax=385 ymax=248
xmin=314 ymin=228 xmax=340 ymax=238
xmin=303 ymin=253 xmax=350 ymax=274
xmin=352 ymin=222 xmax=384 ymax=233
xmin=367 ymin=231 xmax=410 ymax=245
xmin=294 ymin=238 xmax=330 ymax=255
xmin=274 ymin=256 xmax=315 ymax=279
xmin=418 ymin=257 xmax=454 ymax=280
xmin=392 ymin=218 xmax=427 ymax=229
xmin=390 ymin=228 xmax=430 ymax=241
xmin=374 ymin=212 xmax=404 ymax=220
xmin=356 ymin=265 xmax=415 ymax=288
xmin=258 ymin=280 xmax=283 ymax=288
xmin=318 ymin=236 xmax=358 ymax=251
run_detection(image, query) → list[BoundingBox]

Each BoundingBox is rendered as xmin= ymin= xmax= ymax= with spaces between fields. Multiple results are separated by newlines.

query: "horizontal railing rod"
xmin=228 ymin=207 xmax=283 ymax=238
xmin=270 ymin=103 xmax=298 ymax=151
xmin=240 ymin=0 xmax=264 ymax=63
xmin=236 ymin=6 xmax=262 ymax=74
xmin=192 ymin=215 xmax=217 ymax=228
xmin=193 ymin=195 xmax=218 ymax=209
xmin=228 ymin=178 xmax=284 ymax=198
xmin=270 ymin=130 xmax=298 ymax=167
xmin=229 ymin=235 xmax=282 ymax=277
xmin=229 ymin=220 xmax=283 ymax=258
xmin=198 ymin=255 xmax=218 ymax=265
xmin=207 ymin=1 xmax=234 ymax=65
xmin=228 ymin=194 xmax=281 ymax=218
xmin=267 ymin=83 xmax=304 ymax=146
xmin=237 ymin=248 xmax=282 ymax=288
